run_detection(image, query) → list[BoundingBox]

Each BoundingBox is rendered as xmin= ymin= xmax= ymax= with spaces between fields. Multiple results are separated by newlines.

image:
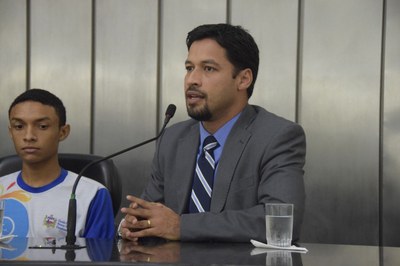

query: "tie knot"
xmin=203 ymin=135 xmax=219 ymax=152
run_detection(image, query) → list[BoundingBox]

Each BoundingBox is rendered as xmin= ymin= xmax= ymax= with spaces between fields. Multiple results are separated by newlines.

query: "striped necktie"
xmin=189 ymin=135 xmax=219 ymax=213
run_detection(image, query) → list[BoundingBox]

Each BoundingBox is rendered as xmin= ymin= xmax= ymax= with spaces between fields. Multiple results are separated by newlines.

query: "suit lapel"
xmin=175 ymin=124 xmax=199 ymax=213
xmin=211 ymin=105 xmax=256 ymax=212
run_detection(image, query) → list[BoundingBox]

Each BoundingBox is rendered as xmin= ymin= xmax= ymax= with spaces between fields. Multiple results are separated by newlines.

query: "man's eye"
xmin=39 ymin=124 xmax=49 ymax=130
xmin=204 ymin=66 xmax=215 ymax=72
xmin=13 ymin=124 xmax=24 ymax=130
xmin=185 ymin=66 xmax=194 ymax=72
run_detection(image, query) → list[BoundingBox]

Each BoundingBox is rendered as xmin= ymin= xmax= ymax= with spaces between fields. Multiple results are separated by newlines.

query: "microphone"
xmin=62 ymin=104 xmax=177 ymax=249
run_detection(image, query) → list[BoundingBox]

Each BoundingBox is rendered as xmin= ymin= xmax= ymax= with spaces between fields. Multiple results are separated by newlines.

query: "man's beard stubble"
xmin=186 ymin=86 xmax=212 ymax=121
xmin=187 ymin=103 xmax=212 ymax=121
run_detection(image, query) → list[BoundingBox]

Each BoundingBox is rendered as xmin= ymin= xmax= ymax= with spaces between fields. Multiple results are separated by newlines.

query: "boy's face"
xmin=8 ymin=101 xmax=70 ymax=165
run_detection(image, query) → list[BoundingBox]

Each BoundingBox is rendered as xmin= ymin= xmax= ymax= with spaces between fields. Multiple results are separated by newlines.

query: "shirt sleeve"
xmin=83 ymin=188 xmax=115 ymax=239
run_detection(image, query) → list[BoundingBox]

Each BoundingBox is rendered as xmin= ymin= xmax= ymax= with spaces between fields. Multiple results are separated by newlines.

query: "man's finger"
xmin=123 ymin=214 xmax=139 ymax=225
xmin=126 ymin=195 xmax=154 ymax=209
xmin=121 ymin=207 xmax=140 ymax=217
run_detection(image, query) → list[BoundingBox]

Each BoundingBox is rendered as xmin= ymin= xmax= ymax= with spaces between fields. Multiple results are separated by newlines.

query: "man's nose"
xmin=185 ymin=69 xmax=202 ymax=86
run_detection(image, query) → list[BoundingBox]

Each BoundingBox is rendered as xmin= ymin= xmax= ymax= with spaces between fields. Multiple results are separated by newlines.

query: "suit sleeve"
xmin=141 ymin=138 xmax=168 ymax=203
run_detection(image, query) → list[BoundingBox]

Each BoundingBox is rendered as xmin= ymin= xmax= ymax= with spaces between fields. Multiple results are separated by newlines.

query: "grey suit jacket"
xmin=142 ymin=104 xmax=306 ymax=242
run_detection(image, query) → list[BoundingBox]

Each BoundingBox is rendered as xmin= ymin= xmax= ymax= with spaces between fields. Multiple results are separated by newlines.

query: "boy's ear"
xmin=59 ymin=124 xmax=70 ymax=142
xmin=8 ymin=125 xmax=13 ymax=140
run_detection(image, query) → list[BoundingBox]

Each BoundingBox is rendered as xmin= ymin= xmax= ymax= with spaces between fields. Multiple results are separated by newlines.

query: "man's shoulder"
xmin=241 ymin=105 xmax=305 ymax=140
xmin=247 ymin=105 xmax=300 ymax=128
xmin=251 ymin=105 xmax=292 ymax=121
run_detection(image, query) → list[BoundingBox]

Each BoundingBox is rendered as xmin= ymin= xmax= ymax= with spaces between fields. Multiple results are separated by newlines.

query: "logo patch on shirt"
xmin=43 ymin=214 xmax=57 ymax=228
xmin=43 ymin=215 xmax=67 ymax=232
xmin=56 ymin=219 xmax=67 ymax=232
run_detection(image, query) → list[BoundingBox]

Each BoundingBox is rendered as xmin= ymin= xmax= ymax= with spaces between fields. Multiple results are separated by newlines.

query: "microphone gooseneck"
xmin=62 ymin=104 xmax=176 ymax=249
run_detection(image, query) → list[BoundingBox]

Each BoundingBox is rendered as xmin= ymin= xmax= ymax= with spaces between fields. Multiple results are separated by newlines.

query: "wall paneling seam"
xmin=90 ymin=0 xmax=96 ymax=154
xmin=295 ymin=0 xmax=304 ymax=124
xmin=26 ymin=0 xmax=31 ymax=91
xmin=156 ymin=0 xmax=162 ymax=133
xmin=378 ymin=0 xmax=387 ymax=249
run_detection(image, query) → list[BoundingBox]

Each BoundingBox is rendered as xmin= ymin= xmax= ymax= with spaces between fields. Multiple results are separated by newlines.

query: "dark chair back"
xmin=0 ymin=153 xmax=122 ymax=217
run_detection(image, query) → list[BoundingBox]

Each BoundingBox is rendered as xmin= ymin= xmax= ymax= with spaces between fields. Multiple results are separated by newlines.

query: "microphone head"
xmin=165 ymin=104 xmax=177 ymax=118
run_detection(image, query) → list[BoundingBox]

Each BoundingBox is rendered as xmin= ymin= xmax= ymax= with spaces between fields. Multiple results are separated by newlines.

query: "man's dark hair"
xmin=186 ymin=23 xmax=259 ymax=98
xmin=8 ymin=88 xmax=67 ymax=126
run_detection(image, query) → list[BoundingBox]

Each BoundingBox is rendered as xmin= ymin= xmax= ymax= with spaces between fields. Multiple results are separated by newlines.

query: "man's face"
xmin=184 ymin=38 xmax=242 ymax=123
xmin=8 ymin=101 xmax=69 ymax=165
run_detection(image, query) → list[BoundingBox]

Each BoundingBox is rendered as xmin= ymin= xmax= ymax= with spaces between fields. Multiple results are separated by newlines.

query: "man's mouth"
xmin=186 ymin=90 xmax=205 ymax=104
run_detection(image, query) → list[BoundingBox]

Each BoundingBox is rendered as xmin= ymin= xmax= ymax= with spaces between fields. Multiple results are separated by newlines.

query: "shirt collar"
xmin=199 ymin=112 xmax=241 ymax=149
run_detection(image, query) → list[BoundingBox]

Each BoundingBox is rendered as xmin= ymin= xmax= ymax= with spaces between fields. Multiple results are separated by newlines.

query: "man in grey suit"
xmin=120 ymin=23 xmax=306 ymax=243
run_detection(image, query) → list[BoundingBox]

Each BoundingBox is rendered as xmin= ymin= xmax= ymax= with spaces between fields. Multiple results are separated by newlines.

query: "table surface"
xmin=1 ymin=237 xmax=399 ymax=265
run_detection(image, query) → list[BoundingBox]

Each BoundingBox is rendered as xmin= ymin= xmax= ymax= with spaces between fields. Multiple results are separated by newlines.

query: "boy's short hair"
xmin=9 ymin=88 xmax=67 ymax=126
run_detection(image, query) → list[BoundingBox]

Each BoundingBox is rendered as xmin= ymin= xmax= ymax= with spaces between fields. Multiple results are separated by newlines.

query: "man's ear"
xmin=237 ymin=68 xmax=253 ymax=92
xmin=59 ymin=124 xmax=70 ymax=142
